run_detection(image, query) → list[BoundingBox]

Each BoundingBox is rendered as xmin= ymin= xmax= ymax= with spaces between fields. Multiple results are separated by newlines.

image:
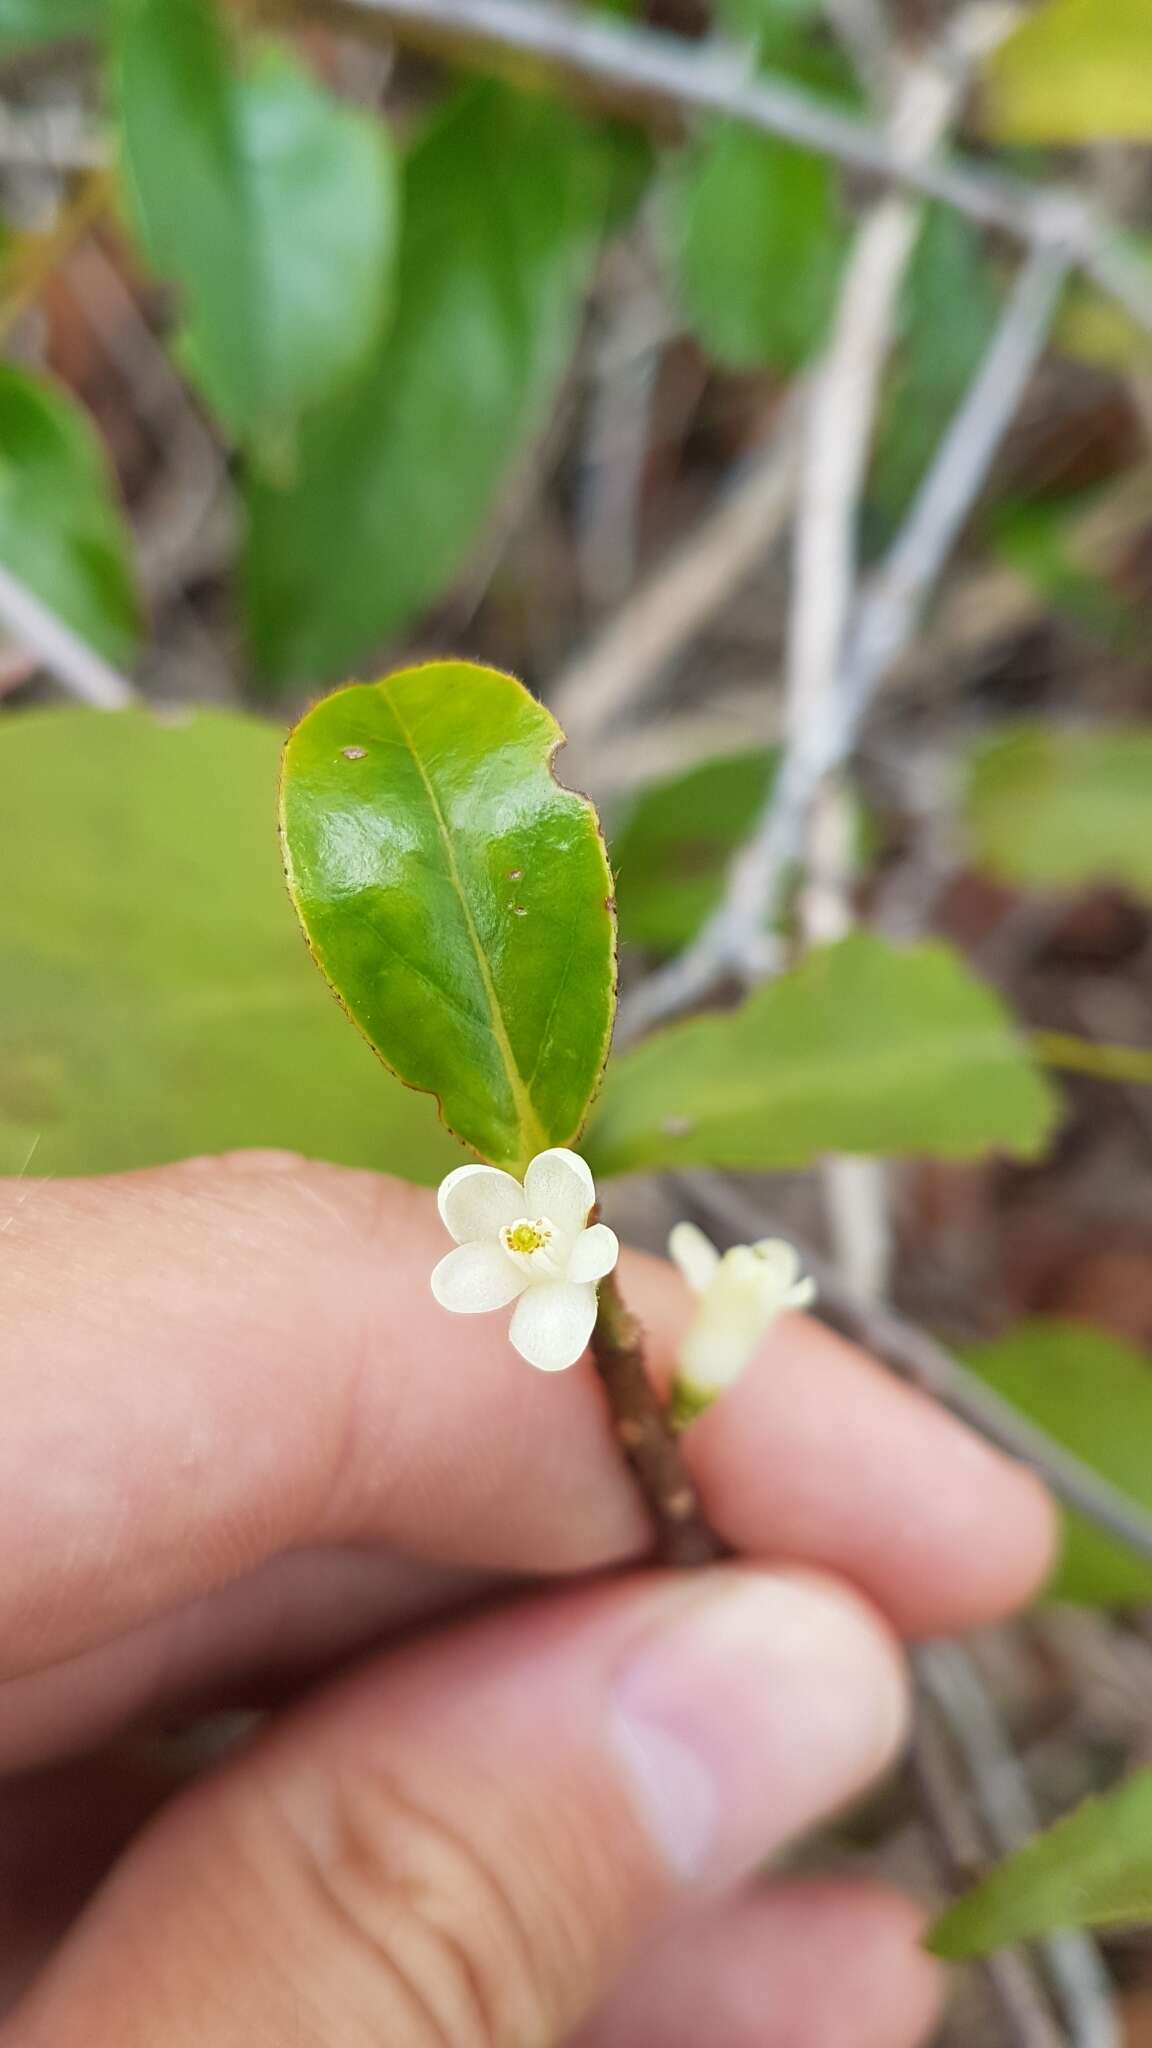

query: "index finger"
xmin=0 ymin=1153 xmax=1054 ymax=1676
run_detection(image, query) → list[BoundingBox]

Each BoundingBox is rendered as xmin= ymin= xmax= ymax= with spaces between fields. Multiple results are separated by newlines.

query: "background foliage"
xmin=6 ymin=0 xmax=1152 ymax=2034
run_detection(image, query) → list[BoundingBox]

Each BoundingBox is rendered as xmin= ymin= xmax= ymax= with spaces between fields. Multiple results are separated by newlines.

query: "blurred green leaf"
xmin=967 ymin=1320 xmax=1152 ymax=1603
xmin=613 ymin=748 xmax=780 ymax=955
xmin=245 ymin=85 xmax=618 ymax=687
xmin=984 ymin=0 xmax=1152 ymax=142
xmin=0 ymin=0 xmax=103 ymax=47
xmin=714 ymin=0 xmax=820 ymax=31
xmin=664 ymin=123 xmax=843 ymax=369
xmin=930 ymin=1769 xmax=1152 ymax=1959
xmin=990 ymin=499 xmax=1128 ymax=641
xmin=872 ymin=206 xmax=1000 ymax=516
xmin=586 ymin=933 xmax=1057 ymax=1176
xmin=966 ymin=724 xmax=1152 ymax=898
xmin=116 ymin=2 xmax=396 ymax=457
xmin=280 ymin=664 xmax=617 ymax=1176
xmin=0 ymin=366 xmax=139 ymax=664
xmin=0 ymin=708 xmax=464 ymax=1183
xmin=662 ymin=22 xmax=848 ymax=369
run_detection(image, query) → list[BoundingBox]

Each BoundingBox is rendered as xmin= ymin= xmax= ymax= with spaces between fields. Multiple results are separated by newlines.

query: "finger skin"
xmin=571 ymin=1881 xmax=944 ymax=2048
xmin=0 ymin=1156 xmax=1054 ymax=1677
xmin=0 ymin=1550 xmax=498 ymax=1773
xmin=3 ymin=1567 xmax=909 ymax=2048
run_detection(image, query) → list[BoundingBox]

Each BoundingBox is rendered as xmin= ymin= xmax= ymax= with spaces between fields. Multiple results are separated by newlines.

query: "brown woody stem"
xmin=589 ymin=1269 xmax=728 ymax=1568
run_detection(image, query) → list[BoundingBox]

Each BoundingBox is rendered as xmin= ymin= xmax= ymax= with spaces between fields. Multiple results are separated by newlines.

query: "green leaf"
xmin=613 ymin=749 xmax=780 ymax=954
xmin=585 ymin=933 xmax=1057 ymax=1176
xmin=246 ymin=85 xmax=617 ymax=687
xmin=966 ymin=1320 xmax=1152 ymax=1604
xmin=664 ymin=121 xmax=843 ymax=369
xmin=872 ymin=206 xmax=1001 ymax=517
xmin=662 ymin=24 xmax=848 ymax=370
xmin=0 ymin=0 xmax=103 ymax=48
xmin=0 ymin=366 xmax=139 ymax=664
xmin=930 ymin=1769 xmax=1152 ymax=1958
xmin=116 ymin=2 xmax=396 ymax=455
xmin=984 ymin=0 xmax=1152 ymax=143
xmin=965 ymin=724 xmax=1152 ymax=899
xmin=279 ymin=662 xmax=618 ymax=1175
xmin=989 ymin=499 xmax=1129 ymax=642
xmin=0 ymin=708 xmax=464 ymax=1183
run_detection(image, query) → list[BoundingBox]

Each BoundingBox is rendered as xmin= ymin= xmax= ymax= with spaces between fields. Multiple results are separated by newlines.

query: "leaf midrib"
xmin=385 ymin=686 xmax=547 ymax=1166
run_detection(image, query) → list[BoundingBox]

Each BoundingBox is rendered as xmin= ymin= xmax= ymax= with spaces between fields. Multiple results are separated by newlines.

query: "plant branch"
xmin=0 ymin=559 xmax=135 ymax=710
xmin=282 ymin=0 xmax=1152 ymax=330
xmin=617 ymin=235 xmax=1068 ymax=1043
xmin=917 ymin=1643 xmax=1119 ymax=2048
xmin=590 ymin=1271 xmax=727 ymax=1568
xmin=783 ymin=20 xmax=975 ymax=1297
xmin=908 ymin=1677 xmax=1070 ymax=2048
xmin=553 ymin=386 xmax=805 ymax=770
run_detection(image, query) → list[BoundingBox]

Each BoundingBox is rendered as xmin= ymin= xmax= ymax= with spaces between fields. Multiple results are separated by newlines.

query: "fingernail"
xmin=609 ymin=1571 xmax=907 ymax=1887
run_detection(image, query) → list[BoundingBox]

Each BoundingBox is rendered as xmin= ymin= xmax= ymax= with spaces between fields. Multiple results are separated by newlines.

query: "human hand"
xmin=0 ymin=1153 xmax=1054 ymax=2046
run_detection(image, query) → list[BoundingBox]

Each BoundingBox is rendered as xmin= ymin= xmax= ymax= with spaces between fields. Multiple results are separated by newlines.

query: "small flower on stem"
xmin=667 ymin=1221 xmax=815 ymax=1427
xmin=431 ymin=1147 xmax=619 ymax=1372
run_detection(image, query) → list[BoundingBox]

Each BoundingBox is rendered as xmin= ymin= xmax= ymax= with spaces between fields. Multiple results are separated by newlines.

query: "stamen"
xmin=502 ymin=1218 xmax=553 ymax=1256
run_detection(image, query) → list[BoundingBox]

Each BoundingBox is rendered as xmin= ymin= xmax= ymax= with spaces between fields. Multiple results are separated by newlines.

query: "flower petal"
xmin=566 ymin=1222 xmax=619 ymax=1284
xmin=437 ymin=1163 xmax=525 ymax=1246
xmin=523 ymin=1148 xmax=595 ymax=1236
xmin=509 ymin=1280 xmax=598 ymax=1372
xmin=668 ymin=1220 xmax=720 ymax=1295
xmin=787 ymin=1275 xmax=818 ymax=1311
xmin=431 ymin=1243 xmax=526 ymax=1314
xmin=751 ymin=1239 xmax=805 ymax=1291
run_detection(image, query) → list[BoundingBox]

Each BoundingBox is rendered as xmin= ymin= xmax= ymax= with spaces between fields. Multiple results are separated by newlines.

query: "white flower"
xmin=668 ymin=1221 xmax=815 ymax=1422
xmin=431 ymin=1148 xmax=619 ymax=1372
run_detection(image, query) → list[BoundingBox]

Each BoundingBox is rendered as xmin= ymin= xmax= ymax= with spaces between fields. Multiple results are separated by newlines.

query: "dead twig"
xmin=282 ymin=0 xmax=1152 ymax=334
xmin=917 ymin=1642 xmax=1119 ymax=2048
xmin=617 ymin=238 xmax=1069 ymax=1043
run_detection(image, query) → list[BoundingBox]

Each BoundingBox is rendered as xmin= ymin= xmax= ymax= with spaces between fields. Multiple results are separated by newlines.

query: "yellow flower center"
xmin=503 ymin=1219 xmax=552 ymax=1255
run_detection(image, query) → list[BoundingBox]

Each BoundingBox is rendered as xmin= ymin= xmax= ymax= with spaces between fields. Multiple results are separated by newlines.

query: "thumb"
xmin=5 ymin=1567 xmax=907 ymax=2048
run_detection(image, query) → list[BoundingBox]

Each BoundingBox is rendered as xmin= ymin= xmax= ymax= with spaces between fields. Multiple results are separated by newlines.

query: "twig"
xmin=673 ymin=1172 xmax=1152 ymax=1574
xmin=287 ymin=0 xmax=1152 ymax=335
xmin=575 ymin=235 xmax=671 ymax=615
xmin=552 ymin=386 xmax=805 ymax=761
xmin=0 ymin=106 xmax=104 ymax=170
xmin=784 ymin=27 xmax=973 ymax=1296
xmin=0 ymin=559 xmax=135 ymax=709
xmin=590 ymin=1271 xmax=727 ymax=1567
xmin=918 ymin=1643 xmax=1119 ymax=2048
xmin=616 ymin=237 xmax=1068 ymax=1043
xmin=909 ymin=1679 xmax=1069 ymax=2048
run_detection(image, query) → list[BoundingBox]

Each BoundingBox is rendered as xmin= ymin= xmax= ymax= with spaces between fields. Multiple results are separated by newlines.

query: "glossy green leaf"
xmin=246 ymin=85 xmax=618 ymax=687
xmin=872 ymin=206 xmax=1000 ymax=517
xmin=966 ymin=724 xmax=1152 ymax=899
xmin=586 ymin=933 xmax=1057 ymax=1176
xmin=0 ymin=366 xmax=139 ymax=665
xmin=613 ymin=749 xmax=781 ymax=954
xmin=930 ymin=1769 xmax=1152 ymax=1958
xmin=966 ymin=1320 xmax=1152 ymax=1604
xmin=0 ymin=708 xmax=463 ymax=1183
xmin=116 ymin=2 xmax=396 ymax=455
xmin=984 ymin=0 xmax=1152 ymax=142
xmin=280 ymin=663 xmax=618 ymax=1174
xmin=0 ymin=0 xmax=103 ymax=47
